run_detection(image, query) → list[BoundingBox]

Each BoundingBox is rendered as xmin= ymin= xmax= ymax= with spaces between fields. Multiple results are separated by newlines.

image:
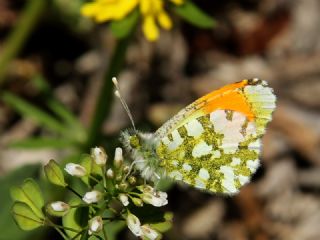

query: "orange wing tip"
xmin=155 ymin=78 xmax=276 ymax=139
xmin=199 ymin=79 xmax=254 ymax=121
xmin=199 ymin=78 xmax=276 ymax=129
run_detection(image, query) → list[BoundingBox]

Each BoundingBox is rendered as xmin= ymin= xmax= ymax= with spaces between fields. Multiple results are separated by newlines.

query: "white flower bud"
xmin=64 ymin=163 xmax=86 ymax=177
xmin=91 ymin=147 xmax=107 ymax=165
xmin=106 ymin=168 xmax=114 ymax=178
xmin=83 ymin=190 xmax=103 ymax=204
xmin=119 ymin=194 xmax=129 ymax=206
xmin=131 ymin=197 xmax=143 ymax=207
xmin=114 ymin=147 xmax=123 ymax=167
xmin=126 ymin=212 xmax=142 ymax=237
xmin=123 ymin=165 xmax=130 ymax=173
xmin=118 ymin=182 xmax=128 ymax=191
xmin=128 ymin=176 xmax=136 ymax=185
xmin=50 ymin=201 xmax=69 ymax=212
xmin=47 ymin=201 xmax=70 ymax=217
xmin=141 ymin=225 xmax=159 ymax=240
xmin=88 ymin=216 xmax=103 ymax=235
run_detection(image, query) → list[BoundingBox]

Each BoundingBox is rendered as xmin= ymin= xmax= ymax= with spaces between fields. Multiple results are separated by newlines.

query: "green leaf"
xmin=150 ymin=221 xmax=172 ymax=233
xmin=47 ymin=99 xmax=85 ymax=134
xmin=110 ymin=8 xmax=139 ymax=39
xmin=63 ymin=198 xmax=88 ymax=239
xmin=174 ymin=0 xmax=216 ymax=28
xmin=0 ymin=164 xmax=44 ymax=240
xmin=9 ymin=137 xmax=75 ymax=149
xmin=103 ymin=221 xmax=126 ymax=240
xmin=10 ymin=178 xmax=45 ymax=218
xmin=44 ymin=159 xmax=67 ymax=187
xmin=31 ymin=75 xmax=51 ymax=94
xmin=1 ymin=92 xmax=66 ymax=135
xmin=12 ymin=202 xmax=44 ymax=231
xmin=31 ymin=75 xmax=86 ymax=143
xmin=150 ymin=212 xmax=173 ymax=233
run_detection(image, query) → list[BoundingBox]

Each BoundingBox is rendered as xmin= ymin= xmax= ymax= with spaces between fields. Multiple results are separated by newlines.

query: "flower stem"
xmin=46 ymin=219 xmax=77 ymax=239
xmin=102 ymin=165 xmax=107 ymax=188
xmin=66 ymin=185 xmax=82 ymax=199
xmin=85 ymin=36 xmax=132 ymax=149
xmin=50 ymin=224 xmax=80 ymax=233
xmin=102 ymin=226 xmax=109 ymax=240
xmin=71 ymin=230 xmax=86 ymax=240
xmin=0 ymin=0 xmax=46 ymax=85
xmin=88 ymin=175 xmax=101 ymax=184
xmin=129 ymin=192 xmax=141 ymax=197
xmin=53 ymin=226 xmax=69 ymax=240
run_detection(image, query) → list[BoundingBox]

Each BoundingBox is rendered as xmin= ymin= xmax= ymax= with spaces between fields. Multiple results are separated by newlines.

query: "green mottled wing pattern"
xmin=156 ymin=110 xmax=261 ymax=194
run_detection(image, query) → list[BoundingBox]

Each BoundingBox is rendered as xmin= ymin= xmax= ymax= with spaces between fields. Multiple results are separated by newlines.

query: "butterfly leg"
xmin=123 ymin=159 xmax=145 ymax=182
xmin=152 ymin=172 xmax=162 ymax=191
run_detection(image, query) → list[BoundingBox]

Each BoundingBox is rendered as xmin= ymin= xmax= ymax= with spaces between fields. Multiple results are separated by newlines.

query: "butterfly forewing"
xmin=155 ymin=79 xmax=276 ymax=194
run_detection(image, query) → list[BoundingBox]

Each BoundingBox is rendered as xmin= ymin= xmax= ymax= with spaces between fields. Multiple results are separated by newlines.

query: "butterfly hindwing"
xmin=156 ymin=110 xmax=260 ymax=194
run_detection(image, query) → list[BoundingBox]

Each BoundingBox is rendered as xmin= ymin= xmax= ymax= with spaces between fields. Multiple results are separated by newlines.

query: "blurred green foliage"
xmin=0 ymin=164 xmax=46 ymax=240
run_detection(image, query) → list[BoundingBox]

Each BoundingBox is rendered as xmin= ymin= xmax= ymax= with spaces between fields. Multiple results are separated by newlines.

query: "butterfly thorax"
xmin=120 ymin=130 xmax=164 ymax=182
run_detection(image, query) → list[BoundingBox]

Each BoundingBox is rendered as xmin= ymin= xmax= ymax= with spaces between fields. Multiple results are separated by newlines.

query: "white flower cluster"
xmin=64 ymin=146 xmax=109 ymax=177
xmin=123 ymin=185 xmax=168 ymax=239
xmin=60 ymin=146 xmax=170 ymax=238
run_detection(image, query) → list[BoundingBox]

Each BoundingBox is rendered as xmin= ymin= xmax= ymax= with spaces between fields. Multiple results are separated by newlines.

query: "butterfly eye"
xmin=129 ymin=135 xmax=140 ymax=148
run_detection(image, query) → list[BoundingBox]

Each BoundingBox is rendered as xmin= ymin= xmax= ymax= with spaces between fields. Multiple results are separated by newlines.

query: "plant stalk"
xmin=85 ymin=36 xmax=131 ymax=149
xmin=66 ymin=185 xmax=83 ymax=199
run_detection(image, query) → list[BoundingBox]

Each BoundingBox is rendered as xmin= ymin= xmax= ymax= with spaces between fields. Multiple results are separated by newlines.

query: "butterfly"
xmin=117 ymin=78 xmax=276 ymax=194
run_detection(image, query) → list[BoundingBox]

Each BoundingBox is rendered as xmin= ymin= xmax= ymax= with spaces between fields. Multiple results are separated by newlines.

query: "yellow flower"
xmin=140 ymin=0 xmax=171 ymax=41
xmin=81 ymin=0 xmax=184 ymax=41
xmin=81 ymin=0 xmax=139 ymax=22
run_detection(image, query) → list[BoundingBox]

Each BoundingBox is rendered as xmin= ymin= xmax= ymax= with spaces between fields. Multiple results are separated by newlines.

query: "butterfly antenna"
xmin=112 ymin=77 xmax=136 ymax=131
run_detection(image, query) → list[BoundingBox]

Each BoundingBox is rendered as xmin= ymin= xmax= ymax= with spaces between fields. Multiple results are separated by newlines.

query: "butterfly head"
xmin=120 ymin=129 xmax=142 ymax=152
xmin=112 ymin=77 xmax=163 ymax=181
xmin=120 ymin=129 xmax=162 ymax=181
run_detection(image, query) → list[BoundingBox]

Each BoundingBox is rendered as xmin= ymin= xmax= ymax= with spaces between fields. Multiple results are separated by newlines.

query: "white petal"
xmin=83 ymin=190 xmax=102 ymax=204
xmin=64 ymin=163 xmax=86 ymax=177
xmin=141 ymin=225 xmax=159 ymax=240
xmin=127 ymin=213 xmax=142 ymax=236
